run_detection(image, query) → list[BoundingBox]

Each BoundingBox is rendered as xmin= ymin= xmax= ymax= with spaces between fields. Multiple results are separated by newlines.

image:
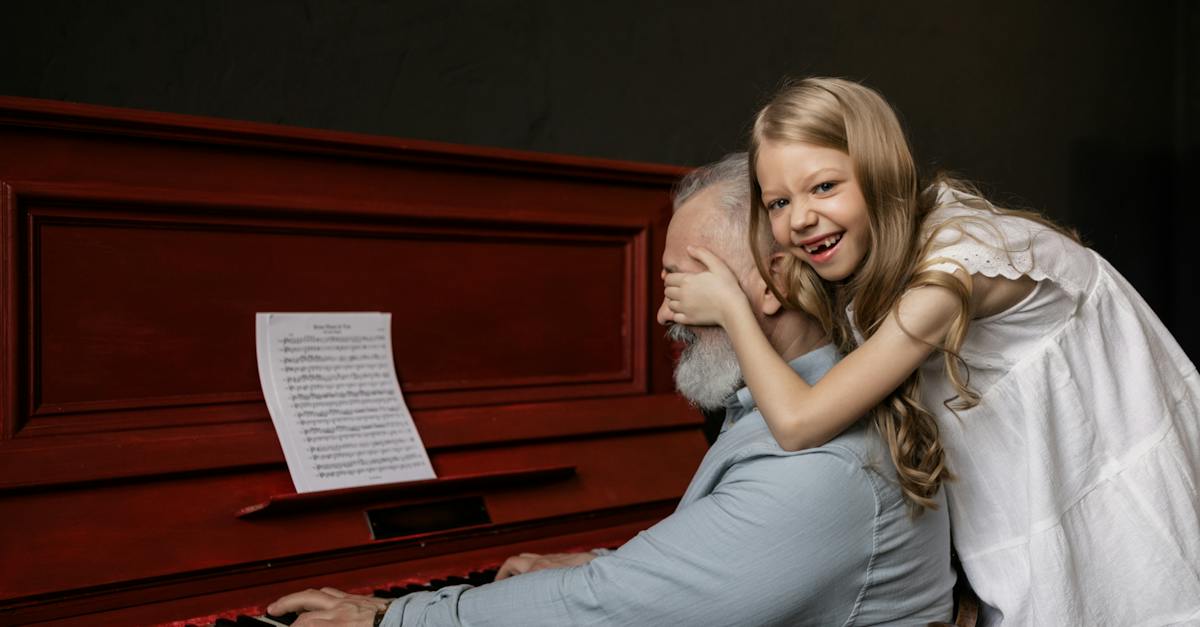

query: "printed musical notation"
xmin=255 ymin=313 xmax=436 ymax=493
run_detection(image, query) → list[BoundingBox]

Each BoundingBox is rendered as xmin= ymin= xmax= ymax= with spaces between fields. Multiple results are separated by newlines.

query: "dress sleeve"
xmin=379 ymin=451 xmax=878 ymax=626
xmin=920 ymin=187 xmax=1090 ymax=294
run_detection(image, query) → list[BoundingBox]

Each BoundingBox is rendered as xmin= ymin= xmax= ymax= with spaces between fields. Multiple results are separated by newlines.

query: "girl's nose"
xmin=789 ymin=203 xmax=817 ymax=232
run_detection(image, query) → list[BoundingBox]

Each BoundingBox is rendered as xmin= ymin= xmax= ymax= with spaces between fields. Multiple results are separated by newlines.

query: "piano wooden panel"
xmin=16 ymin=181 xmax=646 ymax=431
xmin=0 ymin=97 xmax=702 ymax=626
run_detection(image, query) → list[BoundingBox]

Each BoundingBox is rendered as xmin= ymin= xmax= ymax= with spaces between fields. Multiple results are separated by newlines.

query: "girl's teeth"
xmin=804 ymin=234 xmax=841 ymax=253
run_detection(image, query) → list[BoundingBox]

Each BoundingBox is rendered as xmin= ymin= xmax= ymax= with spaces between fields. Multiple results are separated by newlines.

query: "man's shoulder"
xmin=714 ymin=411 xmax=910 ymax=508
xmin=718 ymin=414 xmax=879 ymax=483
xmin=726 ymin=411 xmax=879 ymax=469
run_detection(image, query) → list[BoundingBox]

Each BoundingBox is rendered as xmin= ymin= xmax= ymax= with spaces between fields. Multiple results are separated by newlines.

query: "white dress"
xmin=914 ymin=188 xmax=1200 ymax=626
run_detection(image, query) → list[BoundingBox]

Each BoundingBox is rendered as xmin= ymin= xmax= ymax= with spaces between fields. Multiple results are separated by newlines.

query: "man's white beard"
xmin=668 ymin=324 xmax=743 ymax=410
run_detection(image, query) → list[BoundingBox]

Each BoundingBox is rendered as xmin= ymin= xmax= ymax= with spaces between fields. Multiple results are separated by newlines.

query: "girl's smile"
xmin=799 ymin=231 xmax=845 ymax=263
xmin=756 ymin=140 xmax=870 ymax=281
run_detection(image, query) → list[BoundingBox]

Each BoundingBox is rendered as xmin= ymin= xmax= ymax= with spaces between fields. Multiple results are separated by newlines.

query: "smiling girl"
xmin=664 ymin=78 xmax=1200 ymax=625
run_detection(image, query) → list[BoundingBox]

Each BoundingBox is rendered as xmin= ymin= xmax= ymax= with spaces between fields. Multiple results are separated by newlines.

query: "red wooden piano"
xmin=0 ymin=97 xmax=706 ymax=626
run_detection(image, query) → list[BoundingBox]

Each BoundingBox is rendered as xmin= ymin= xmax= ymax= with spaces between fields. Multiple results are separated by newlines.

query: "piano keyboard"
xmin=202 ymin=568 xmax=499 ymax=627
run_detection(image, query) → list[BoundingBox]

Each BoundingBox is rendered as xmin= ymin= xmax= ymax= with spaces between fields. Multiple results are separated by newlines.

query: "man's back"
xmin=380 ymin=345 xmax=954 ymax=626
xmin=672 ymin=343 xmax=954 ymax=625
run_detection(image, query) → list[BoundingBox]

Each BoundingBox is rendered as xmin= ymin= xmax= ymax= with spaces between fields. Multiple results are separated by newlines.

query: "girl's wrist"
xmin=722 ymin=300 xmax=758 ymax=334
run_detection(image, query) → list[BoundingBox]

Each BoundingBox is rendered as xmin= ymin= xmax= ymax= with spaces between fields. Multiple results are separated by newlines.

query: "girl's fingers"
xmin=686 ymin=246 xmax=727 ymax=273
xmin=663 ymin=272 xmax=686 ymax=287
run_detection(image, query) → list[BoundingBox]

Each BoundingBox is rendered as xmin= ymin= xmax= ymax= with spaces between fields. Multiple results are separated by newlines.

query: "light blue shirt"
xmin=382 ymin=344 xmax=954 ymax=626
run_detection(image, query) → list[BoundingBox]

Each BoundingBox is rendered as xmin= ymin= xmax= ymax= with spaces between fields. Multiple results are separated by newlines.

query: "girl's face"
xmin=757 ymin=140 xmax=870 ymax=282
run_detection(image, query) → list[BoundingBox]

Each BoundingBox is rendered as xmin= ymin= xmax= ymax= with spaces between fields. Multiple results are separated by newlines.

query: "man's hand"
xmin=495 ymin=551 xmax=597 ymax=580
xmin=267 ymin=587 xmax=388 ymax=626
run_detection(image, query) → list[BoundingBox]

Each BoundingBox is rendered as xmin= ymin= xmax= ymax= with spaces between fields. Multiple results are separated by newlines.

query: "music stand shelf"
xmin=236 ymin=465 xmax=577 ymax=519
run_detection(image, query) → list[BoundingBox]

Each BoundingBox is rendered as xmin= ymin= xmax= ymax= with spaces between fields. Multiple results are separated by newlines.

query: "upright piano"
xmin=0 ymin=97 xmax=706 ymax=626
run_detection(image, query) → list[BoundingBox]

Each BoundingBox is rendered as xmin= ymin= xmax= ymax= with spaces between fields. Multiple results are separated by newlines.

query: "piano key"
xmin=467 ymin=569 xmax=497 ymax=585
xmin=236 ymin=616 xmax=282 ymax=626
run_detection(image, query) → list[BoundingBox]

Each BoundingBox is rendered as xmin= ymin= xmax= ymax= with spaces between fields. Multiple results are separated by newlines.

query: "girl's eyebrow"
xmin=762 ymin=167 xmax=843 ymax=196
xmin=797 ymin=167 xmax=841 ymax=188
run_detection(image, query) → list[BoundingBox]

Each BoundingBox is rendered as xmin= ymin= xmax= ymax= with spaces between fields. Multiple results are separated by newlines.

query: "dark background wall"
xmin=3 ymin=0 xmax=1197 ymax=360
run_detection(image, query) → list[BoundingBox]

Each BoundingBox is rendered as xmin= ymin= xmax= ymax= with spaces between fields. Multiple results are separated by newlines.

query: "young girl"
xmin=664 ymin=78 xmax=1200 ymax=625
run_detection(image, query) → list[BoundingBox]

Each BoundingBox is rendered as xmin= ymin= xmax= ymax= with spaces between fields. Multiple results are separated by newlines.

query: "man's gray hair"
xmin=667 ymin=153 xmax=754 ymax=410
xmin=672 ymin=152 xmax=752 ymax=267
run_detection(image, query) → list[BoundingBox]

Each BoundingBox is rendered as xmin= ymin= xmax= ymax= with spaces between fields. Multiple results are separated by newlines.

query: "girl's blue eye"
xmin=767 ymin=198 xmax=789 ymax=211
xmin=814 ymin=181 xmax=837 ymax=194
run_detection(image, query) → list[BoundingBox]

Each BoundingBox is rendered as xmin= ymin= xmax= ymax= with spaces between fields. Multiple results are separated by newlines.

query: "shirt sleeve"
xmin=380 ymin=449 xmax=878 ymax=627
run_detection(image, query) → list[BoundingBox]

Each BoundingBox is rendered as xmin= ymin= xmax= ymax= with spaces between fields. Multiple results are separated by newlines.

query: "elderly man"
xmin=269 ymin=153 xmax=955 ymax=626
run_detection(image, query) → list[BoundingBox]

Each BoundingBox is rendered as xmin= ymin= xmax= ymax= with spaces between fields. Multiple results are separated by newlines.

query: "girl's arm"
xmin=665 ymin=247 xmax=968 ymax=451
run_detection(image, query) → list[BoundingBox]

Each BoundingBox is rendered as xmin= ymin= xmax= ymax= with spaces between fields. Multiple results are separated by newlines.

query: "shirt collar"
xmin=721 ymin=343 xmax=840 ymax=430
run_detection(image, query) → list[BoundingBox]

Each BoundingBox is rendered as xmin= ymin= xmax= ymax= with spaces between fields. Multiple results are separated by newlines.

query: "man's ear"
xmin=755 ymin=252 xmax=792 ymax=316
xmin=767 ymin=252 xmax=790 ymax=280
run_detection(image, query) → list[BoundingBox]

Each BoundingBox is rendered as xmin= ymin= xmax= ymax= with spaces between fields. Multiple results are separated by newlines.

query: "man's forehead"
xmin=664 ymin=201 xmax=723 ymax=271
xmin=665 ymin=185 xmax=742 ymax=269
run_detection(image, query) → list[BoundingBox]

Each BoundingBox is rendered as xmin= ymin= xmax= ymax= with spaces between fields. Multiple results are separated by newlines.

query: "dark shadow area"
xmin=1 ymin=0 xmax=1195 ymax=359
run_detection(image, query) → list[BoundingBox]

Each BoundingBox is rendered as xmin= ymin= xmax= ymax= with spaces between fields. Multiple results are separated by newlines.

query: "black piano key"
xmin=468 ymin=569 xmax=497 ymax=585
xmin=214 ymin=620 xmax=240 ymax=627
xmin=261 ymin=612 xmax=299 ymax=625
xmin=236 ymin=616 xmax=279 ymax=626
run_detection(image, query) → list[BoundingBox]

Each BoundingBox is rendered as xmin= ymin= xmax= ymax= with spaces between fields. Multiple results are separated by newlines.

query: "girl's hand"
xmin=663 ymin=246 xmax=750 ymax=327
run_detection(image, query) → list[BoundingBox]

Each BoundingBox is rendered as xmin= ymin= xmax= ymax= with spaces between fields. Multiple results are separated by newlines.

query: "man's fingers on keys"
xmin=495 ymin=554 xmax=536 ymax=580
xmin=314 ymin=586 xmax=384 ymax=610
xmin=268 ymin=588 xmax=340 ymax=615
xmin=290 ymin=608 xmax=336 ymax=626
xmin=291 ymin=603 xmax=377 ymax=627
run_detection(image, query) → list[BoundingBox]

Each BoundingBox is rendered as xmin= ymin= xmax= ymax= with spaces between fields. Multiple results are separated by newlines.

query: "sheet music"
xmin=255 ymin=312 xmax=435 ymax=493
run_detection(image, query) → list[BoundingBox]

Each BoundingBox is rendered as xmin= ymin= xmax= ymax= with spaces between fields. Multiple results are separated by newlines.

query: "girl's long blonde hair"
xmin=747 ymin=77 xmax=957 ymax=511
xmin=749 ymin=78 xmax=1081 ymax=510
